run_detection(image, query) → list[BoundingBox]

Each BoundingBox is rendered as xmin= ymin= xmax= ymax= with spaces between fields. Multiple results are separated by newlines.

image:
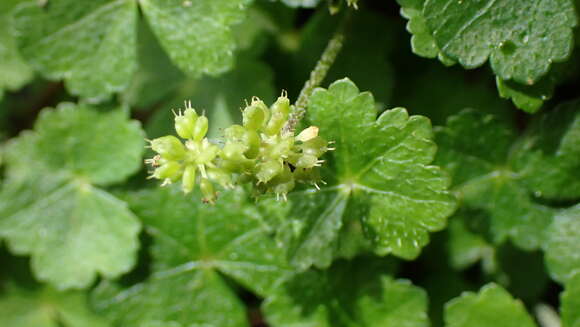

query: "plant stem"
xmin=284 ymin=17 xmax=347 ymax=134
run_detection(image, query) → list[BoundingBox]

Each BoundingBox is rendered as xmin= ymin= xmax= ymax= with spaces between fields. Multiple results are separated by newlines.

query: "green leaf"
xmin=140 ymin=0 xmax=253 ymax=77
xmin=13 ymin=0 xmax=138 ymax=101
xmin=459 ymin=174 xmax=553 ymax=250
xmin=35 ymin=103 xmax=145 ymax=185
xmin=444 ymin=283 xmax=536 ymax=327
xmin=396 ymin=0 xmax=455 ymax=66
xmin=423 ymin=0 xmax=577 ymax=84
xmin=271 ymin=190 xmax=350 ymax=270
xmin=434 ymin=110 xmax=513 ymax=187
xmin=435 ymin=109 xmax=553 ymax=250
xmin=0 ymin=178 xmax=141 ymax=290
xmin=496 ymin=57 xmax=579 ymax=113
xmin=396 ymin=0 xmax=574 ymax=113
xmin=544 ymin=204 xmax=580 ymax=284
xmin=263 ymin=257 xmax=429 ymax=327
xmin=562 ymin=272 xmax=580 ymax=327
xmin=274 ymin=79 xmax=456 ymax=270
xmin=0 ymin=283 xmax=109 ymax=327
xmin=496 ymin=77 xmax=554 ymax=114
xmin=13 ymin=0 xmax=254 ymax=101
xmin=0 ymin=0 xmax=33 ymax=99
xmin=0 ymin=103 xmax=144 ymax=289
xmin=92 ymin=186 xmax=290 ymax=327
xmin=512 ymin=100 xmax=580 ymax=201
xmin=447 ymin=210 xmax=495 ymax=272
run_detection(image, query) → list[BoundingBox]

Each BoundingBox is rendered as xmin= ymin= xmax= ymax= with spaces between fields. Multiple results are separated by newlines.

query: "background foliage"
xmin=1 ymin=0 xmax=579 ymax=326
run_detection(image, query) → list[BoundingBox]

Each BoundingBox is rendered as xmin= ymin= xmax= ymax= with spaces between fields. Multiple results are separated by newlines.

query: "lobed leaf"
xmin=13 ymin=0 xmax=138 ymax=101
xmin=0 ymin=103 xmax=144 ymax=289
xmin=263 ymin=257 xmax=429 ymax=327
xmin=140 ymin=0 xmax=252 ymax=77
xmin=398 ymin=0 xmax=576 ymax=112
xmin=435 ymin=109 xmax=553 ymax=250
xmin=444 ymin=283 xmax=536 ymax=327
xmin=92 ymin=186 xmax=290 ymax=327
xmin=495 ymin=52 xmax=579 ymax=112
xmin=273 ymin=78 xmax=456 ymax=270
xmin=0 ymin=283 xmax=108 ymax=327
xmin=496 ymin=77 xmax=555 ymax=114
xmin=423 ymin=0 xmax=577 ymax=85
xmin=512 ymin=100 xmax=580 ymax=201
xmin=396 ymin=0 xmax=455 ymax=65
xmin=543 ymin=204 xmax=580 ymax=284
xmin=34 ymin=103 xmax=145 ymax=186
xmin=12 ymin=0 xmax=253 ymax=101
xmin=446 ymin=210 xmax=495 ymax=272
xmin=0 ymin=0 xmax=33 ymax=100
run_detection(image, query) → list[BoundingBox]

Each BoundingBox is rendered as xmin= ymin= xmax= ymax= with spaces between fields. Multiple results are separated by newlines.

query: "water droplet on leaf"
xmin=499 ymin=40 xmax=517 ymax=55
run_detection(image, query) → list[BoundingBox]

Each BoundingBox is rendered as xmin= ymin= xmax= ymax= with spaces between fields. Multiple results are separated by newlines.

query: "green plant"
xmin=1 ymin=0 xmax=579 ymax=327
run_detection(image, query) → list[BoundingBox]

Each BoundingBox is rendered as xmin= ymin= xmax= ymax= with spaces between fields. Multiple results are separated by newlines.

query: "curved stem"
xmin=284 ymin=14 xmax=348 ymax=134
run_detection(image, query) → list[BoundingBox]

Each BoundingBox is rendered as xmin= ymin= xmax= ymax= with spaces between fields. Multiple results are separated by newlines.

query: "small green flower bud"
xmin=293 ymin=167 xmax=309 ymax=182
xmin=200 ymin=178 xmax=216 ymax=204
xmin=244 ymin=129 xmax=261 ymax=159
xmin=294 ymin=154 xmax=318 ymax=168
xmin=152 ymin=161 xmax=182 ymax=182
xmin=181 ymin=165 xmax=197 ymax=194
xmin=221 ymin=142 xmax=248 ymax=159
xmin=220 ymin=143 xmax=253 ymax=172
xmin=224 ymin=125 xmax=259 ymax=157
xmin=150 ymin=135 xmax=185 ymax=160
xmin=270 ymin=94 xmax=290 ymax=117
xmin=300 ymin=136 xmax=329 ymax=157
xmin=256 ymin=160 xmax=283 ymax=184
xmin=264 ymin=95 xmax=290 ymax=136
xmin=293 ymin=167 xmax=322 ymax=188
xmin=264 ymin=113 xmax=285 ymax=136
xmin=270 ymin=165 xmax=295 ymax=200
xmin=263 ymin=136 xmax=294 ymax=161
xmin=243 ymin=98 xmax=269 ymax=130
xmin=192 ymin=115 xmax=209 ymax=141
xmin=175 ymin=107 xmax=198 ymax=139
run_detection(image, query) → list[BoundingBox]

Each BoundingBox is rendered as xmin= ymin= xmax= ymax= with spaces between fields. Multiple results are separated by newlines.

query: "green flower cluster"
xmin=146 ymin=94 xmax=332 ymax=203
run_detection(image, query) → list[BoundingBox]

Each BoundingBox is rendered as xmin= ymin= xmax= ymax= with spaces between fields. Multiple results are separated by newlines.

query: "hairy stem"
xmin=284 ymin=17 xmax=347 ymax=134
